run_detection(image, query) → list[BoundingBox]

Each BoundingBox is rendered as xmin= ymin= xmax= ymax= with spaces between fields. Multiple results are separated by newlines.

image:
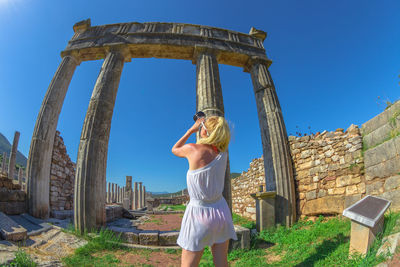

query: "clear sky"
xmin=0 ymin=0 xmax=399 ymax=193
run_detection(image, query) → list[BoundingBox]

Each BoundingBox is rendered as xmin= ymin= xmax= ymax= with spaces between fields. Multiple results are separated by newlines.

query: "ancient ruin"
xmin=26 ymin=19 xmax=295 ymax=233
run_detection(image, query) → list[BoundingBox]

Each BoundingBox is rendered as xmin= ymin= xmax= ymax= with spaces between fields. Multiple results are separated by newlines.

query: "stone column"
xmin=1 ymin=152 xmax=6 ymax=174
xmin=8 ymin=131 xmax=20 ymax=180
xmin=193 ymin=46 xmax=233 ymax=212
xmin=111 ymin=183 xmax=115 ymax=203
xmin=126 ymin=176 xmax=132 ymax=209
xmin=107 ymin=182 xmax=111 ymax=203
xmin=143 ymin=186 xmax=146 ymax=207
xmin=133 ymin=182 xmax=138 ymax=210
xmin=18 ymin=168 xmax=23 ymax=186
xmin=74 ymin=48 xmax=129 ymax=233
xmin=138 ymin=182 xmax=143 ymax=209
xmin=27 ymin=53 xmax=80 ymax=219
xmin=244 ymin=55 xmax=296 ymax=227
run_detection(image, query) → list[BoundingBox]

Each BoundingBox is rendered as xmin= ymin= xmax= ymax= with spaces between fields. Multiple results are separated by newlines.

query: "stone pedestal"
xmin=250 ymin=190 xmax=276 ymax=232
xmin=349 ymin=216 xmax=384 ymax=255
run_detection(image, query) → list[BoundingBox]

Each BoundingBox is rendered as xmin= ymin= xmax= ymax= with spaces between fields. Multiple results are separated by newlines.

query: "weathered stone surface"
xmin=381 ymin=189 xmax=400 ymax=211
xmin=384 ymin=175 xmax=400 ymax=191
xmin=62 ymin=22 xmax=267 ymax=68
xmin=159 ymin=231 xmax=179 ymax=246
xmin=139 ymin=232 xmax=159 ymax=245
xmin=366 ymin=181 xmax=384 ymax=195
xmin=302 ymin=196 xmax=344 ymax=215
xmin=0 ymin=212 xmax=27 ymax=241
xmin=344 ymin=194 xmax=362 ymax=208
xmin=231 ymin=225 xmax=250 ymax=250
xmin=0 ymin=201 xmax=26 ymax=215
xmin=74 ymin=50 xmax=125 ymax=233
xmin=27 ymin=55 xmax=79 ymax=219
xmin=0 ymin=240 xmax=18 ymax=265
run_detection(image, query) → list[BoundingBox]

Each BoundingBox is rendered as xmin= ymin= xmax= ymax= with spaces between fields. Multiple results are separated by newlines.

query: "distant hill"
xmin=231 ymin=172 xmax=241 ymax=179
xmin=0 ymin=132 xmax=28 ymax=168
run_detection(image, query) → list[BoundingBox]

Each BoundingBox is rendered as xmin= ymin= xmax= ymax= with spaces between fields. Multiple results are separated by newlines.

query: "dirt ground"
xmin=137 ymin=214 xmax=184 ymax=231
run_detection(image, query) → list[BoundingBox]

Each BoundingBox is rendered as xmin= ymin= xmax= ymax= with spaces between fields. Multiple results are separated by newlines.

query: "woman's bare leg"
xmin=181 ymin=248 xmax=204 ymax=267
xmin=211 ymin=240 xmax=229 ymax=267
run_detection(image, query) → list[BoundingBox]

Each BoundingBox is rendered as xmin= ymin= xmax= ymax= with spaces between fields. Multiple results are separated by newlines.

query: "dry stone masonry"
xmin=50 ymin=131 xmax=75 ymax=212
xmin=232 ymin=100 xmax=400 ymax=221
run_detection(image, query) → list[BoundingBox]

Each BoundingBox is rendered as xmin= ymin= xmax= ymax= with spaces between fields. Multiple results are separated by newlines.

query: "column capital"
xmin=105 ymin=46 xmax=132 ymax=62
xmin=60 ymin=50 xmax=82 ymax=65
xmin=192 ymin=45 xmax=220 ymax=65
xmin=243 ymin=55 xmax=272 ymax=73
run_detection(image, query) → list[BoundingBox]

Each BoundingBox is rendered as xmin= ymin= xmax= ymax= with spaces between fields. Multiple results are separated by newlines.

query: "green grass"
xmin=18 ymin=211 xmax=399 ymax=267
xmin=159 ymin=204 xmax=186 ymax=211
xmin=3 ymin=247 xmax=38 ymax=267
xmin=60 ymin=224 xmax=129 ymax=267
xmin=232 ymin=213 xmax=256 ymax=229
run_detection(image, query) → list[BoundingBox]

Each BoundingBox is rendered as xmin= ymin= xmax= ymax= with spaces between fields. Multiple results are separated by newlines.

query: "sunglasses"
xmin=193 ymin=111 xmax=209 ymax=137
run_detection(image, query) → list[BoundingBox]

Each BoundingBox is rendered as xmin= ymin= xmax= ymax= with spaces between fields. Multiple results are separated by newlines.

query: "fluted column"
xmin=27 ymin=53 xmax=80 ymax=219
xmin=193 ymin=46 xmax=233 ymax=212
xmin=133 ymin=182 xmax=138 ymax=210
xmin=126 ymin=176 xmax=132 ymax=209
xmin=143 ymin=186 xmax=146 ymax=207
xmin=74 ymin=48 xmax=129 ymax=233
xmin=245 ymin=56 xmax=296 ymax=227
xmin=8 ymin=131 xmax=20 ymax=180
xmin=138 ymin=182 xmax=143 ymax=209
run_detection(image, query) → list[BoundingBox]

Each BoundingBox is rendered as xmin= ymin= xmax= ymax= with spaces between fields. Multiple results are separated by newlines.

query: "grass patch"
xmin=159 ymin=204 xmax=186 ymax=211
xmin=6 ymin=248 xmax=37 ymax=267
xmin=61 ymin=224 xmax=128 ymax=267
xmin=232 ymin=213 xmax=256 ymax=229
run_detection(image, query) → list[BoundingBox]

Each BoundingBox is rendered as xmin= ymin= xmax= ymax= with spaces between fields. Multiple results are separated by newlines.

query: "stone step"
xmin=8 ymin=213 xmax=53 ymax=237
xmin=361 ymin=99 xmax=400 ymax=136
xmin=0 ymin=211 xmax=27 ymax=241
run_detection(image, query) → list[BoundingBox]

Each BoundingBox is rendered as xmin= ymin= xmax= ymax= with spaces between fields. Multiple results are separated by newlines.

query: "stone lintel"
xmin=249 ymin=27 xmax=267 ymax=41
xmin=73 ymin=18 xmax=91 ymax=33
xmin=59 ymin=50 xmax=81 ymax=65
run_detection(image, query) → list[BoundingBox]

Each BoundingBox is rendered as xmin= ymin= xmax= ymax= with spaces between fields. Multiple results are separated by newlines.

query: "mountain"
xmin=149 ymin=191 xmax=170 ymax=195
xmin=0 ymin=132 xmax=28 ymax=168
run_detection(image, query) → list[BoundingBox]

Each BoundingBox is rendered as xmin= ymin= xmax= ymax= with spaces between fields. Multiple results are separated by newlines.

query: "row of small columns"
xmin=27 ymin=37 xmax=295 ymax=233
xmin=106 ymin=180 xmax=146 ymax=210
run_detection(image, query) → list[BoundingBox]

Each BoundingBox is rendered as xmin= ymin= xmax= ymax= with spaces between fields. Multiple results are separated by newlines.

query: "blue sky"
xmin=0 ymin=0 xmax=399 ymax=193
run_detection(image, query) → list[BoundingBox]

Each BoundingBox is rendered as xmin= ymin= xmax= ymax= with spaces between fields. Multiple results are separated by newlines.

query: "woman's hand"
xmin=188 ymin=118 xmax=205 ymax=134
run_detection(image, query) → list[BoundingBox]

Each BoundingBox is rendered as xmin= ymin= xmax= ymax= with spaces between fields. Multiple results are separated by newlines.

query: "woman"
xmin=171 ymin=113 xmax=238 ymax=267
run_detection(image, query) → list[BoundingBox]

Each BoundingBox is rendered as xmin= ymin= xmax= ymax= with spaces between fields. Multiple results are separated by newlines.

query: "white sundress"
xmin=176 ymin=151 xmax=238 ymax=251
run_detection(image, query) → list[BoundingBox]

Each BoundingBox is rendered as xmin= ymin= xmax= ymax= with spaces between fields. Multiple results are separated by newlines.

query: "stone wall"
xmin=232 ymin=124 xmax=365 ymax=220
xmin=361 ymin=100 xmax=400 ymax=211
xmin=0 ymin=172 xmax=26 ymax=215
xmin=231 ymin=157 xmax=265 ymax=220
xmin=232 ymin=100 xmax=400 ymax=221
xmin=50 ymin=131 xmax=75 ymax=211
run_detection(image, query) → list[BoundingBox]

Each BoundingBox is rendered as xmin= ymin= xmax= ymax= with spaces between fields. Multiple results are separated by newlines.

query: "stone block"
xmin=159 ymin=231 xmax=179 ymax=246
xmin=139 ymin=232 xmax=159 ymax=245
xmin=366 ymin=181 xmax=384 ymax=195
xmin=336 ymin=175 xmax=351 ymax=187
xmin=381 ymin=189 xmax=400 ymax=211
xmin=364 ymin=139 xmax=398 ymax=167
xmin=384 ymin=175 xmax=400 ymax=191
xmin=302 ymin=196 xmax=344 ymax=215
xmin=306 ymin=190 xmax=316 ymax=200
xmin=0 ymin=212 xmax=27 ymax=241
xmin=0 ymin=201 xmax=26 ymax=215
xmin=108 ymin=226 xmax=140 ymax=244
xmin=346 ymin=185 xmax=358 ymax=195
xmin=344 ymin=194 xmax=362 ymax=209
xmin=231 ymin=225 xmax=250 ymax=250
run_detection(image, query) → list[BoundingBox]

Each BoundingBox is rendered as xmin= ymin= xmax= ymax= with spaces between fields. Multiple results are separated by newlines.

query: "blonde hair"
xmin=196 ymin=116 xmax=230 ymax=152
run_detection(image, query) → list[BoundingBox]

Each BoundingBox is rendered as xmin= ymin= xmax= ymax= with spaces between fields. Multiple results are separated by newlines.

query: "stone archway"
xmin=26 ymin=19 xmax=296 ymax=233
